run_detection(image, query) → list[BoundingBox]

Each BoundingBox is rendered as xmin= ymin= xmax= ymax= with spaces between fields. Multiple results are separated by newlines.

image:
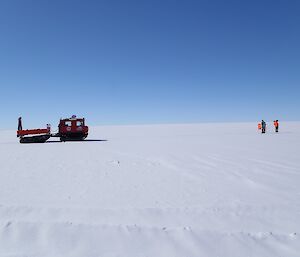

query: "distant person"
xmin=274 ymin=120 xmax=279 ymax=133
xmin=18 ymin=117 xmax=22 ymax=131
xmin=261 ymin=120 xmax=266 ymax=134
xmin=258 ymin=122 xmax=262 ymax=130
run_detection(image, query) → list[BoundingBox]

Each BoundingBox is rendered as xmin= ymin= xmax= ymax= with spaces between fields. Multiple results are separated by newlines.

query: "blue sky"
xmin=0 ymin=0 xmax=299 ymax=129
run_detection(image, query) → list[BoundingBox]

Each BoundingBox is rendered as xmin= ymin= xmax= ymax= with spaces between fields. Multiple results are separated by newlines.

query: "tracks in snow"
xmin=0 ymin=220 xmax=299 ymax=257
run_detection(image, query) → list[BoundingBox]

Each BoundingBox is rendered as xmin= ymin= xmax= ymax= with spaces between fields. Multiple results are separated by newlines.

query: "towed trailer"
xmin=17 ymin=115 xmax=89 ymax=143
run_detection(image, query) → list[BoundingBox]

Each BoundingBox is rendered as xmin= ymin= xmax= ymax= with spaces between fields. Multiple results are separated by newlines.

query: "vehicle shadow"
xmin=46 ymin=139 xmax=108 ymax=143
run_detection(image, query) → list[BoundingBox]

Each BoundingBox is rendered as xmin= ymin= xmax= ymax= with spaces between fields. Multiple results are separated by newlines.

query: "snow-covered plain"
xmin=0 ymin=122 xmax=299 ymax=257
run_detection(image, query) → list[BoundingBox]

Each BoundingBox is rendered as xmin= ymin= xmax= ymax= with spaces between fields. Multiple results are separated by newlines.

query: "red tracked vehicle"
xmin=17 ymin=115 xmax=89 ymax=143
xmin=57 ymin=115 xmax=89 ymax=142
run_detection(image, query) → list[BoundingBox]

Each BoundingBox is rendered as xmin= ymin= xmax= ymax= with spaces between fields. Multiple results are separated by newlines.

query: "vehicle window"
xmin=65 ymin=121 xmax=72 ymax=126
xmin=76 ymin=121 xmax=82 ymax=127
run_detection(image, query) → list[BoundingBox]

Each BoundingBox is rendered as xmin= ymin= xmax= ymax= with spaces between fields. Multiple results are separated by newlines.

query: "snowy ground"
xmin=0 ymin=122 xmax=299 ymax=257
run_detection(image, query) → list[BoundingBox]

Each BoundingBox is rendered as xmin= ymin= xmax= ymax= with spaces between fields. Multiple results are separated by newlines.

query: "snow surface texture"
xmin=0 ymin=122 xmax=299 ymax=257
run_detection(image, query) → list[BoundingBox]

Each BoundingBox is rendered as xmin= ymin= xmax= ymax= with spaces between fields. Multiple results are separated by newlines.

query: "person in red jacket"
xmin=274 ymin=120 xmax=279 ymax=133
xmin=258 ymin=122 xmax=262 ymax=130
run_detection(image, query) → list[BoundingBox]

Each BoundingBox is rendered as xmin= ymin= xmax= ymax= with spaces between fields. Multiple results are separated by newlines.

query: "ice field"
xmin=0 ymin=122 xmax=299 ymax=257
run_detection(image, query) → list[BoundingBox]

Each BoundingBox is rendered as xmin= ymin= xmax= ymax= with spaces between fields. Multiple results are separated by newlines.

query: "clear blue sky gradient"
xmin=0 ymin=0 xmax=299 ymax=129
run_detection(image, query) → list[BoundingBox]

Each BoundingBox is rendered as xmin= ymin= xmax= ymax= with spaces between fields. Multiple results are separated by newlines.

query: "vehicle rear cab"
xmin=58 ymin=115 xmax=88 ymax=141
